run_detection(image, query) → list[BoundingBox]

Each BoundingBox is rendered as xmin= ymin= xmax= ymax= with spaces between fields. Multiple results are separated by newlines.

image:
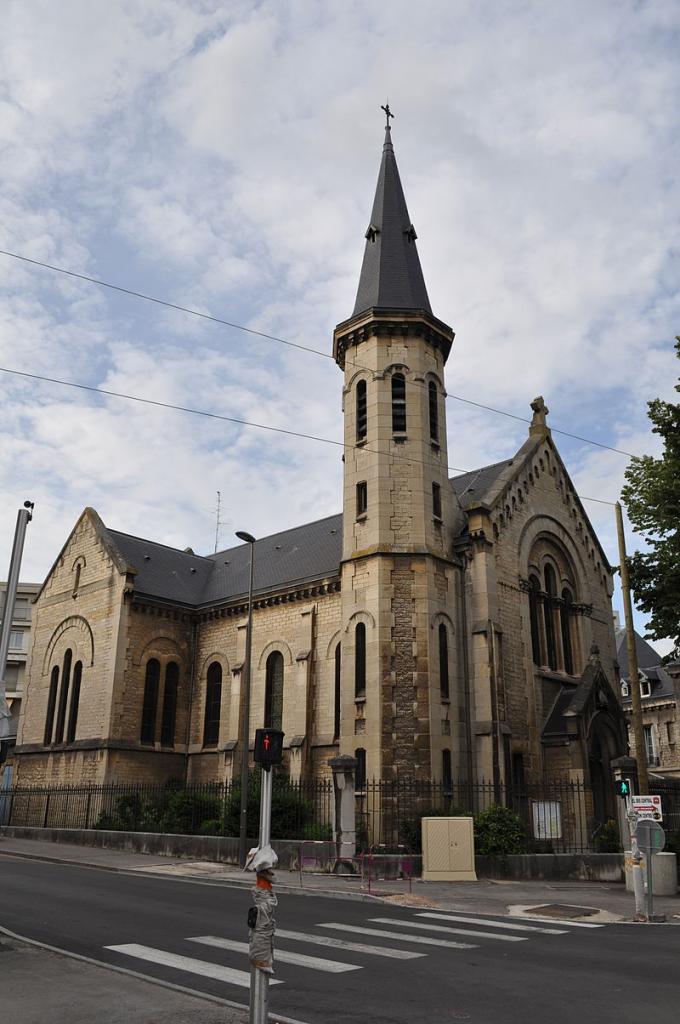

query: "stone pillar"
xmin=611 ymin=755 xmax=639 ymax=850
xmin=329 ymin=754 xmax=357 ymax=869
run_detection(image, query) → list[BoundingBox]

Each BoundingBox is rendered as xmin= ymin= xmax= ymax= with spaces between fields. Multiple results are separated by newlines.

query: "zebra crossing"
xmin=104 ymin=909 xmax=604 ymax=995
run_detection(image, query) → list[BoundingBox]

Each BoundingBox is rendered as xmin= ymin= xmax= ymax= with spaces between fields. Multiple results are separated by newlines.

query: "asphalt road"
xmin=1 ymin=856 xmax=679 ymax=1024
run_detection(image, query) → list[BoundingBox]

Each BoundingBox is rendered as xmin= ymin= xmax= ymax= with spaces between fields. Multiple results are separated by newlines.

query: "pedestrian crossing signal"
xmin=615 ymin=779 xmax=631 ymax=798
xmin=254 ymin=728 xmax=284 ymax=769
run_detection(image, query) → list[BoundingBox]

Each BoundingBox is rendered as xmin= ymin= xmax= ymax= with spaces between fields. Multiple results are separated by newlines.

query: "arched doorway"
xmin=588 ymin=713 xmax=622 ymax=826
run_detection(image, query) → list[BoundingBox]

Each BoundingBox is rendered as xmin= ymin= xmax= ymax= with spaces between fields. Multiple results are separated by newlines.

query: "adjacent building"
xmin=14 ymin=122 xmax=627 ymax=825
xmin=0 ymin=581 xmax=41 ymax=762
xmin=616 ymin=615 xmax=680 ymax=779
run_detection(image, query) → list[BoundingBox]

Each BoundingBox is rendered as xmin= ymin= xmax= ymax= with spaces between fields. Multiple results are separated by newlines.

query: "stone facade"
xmin=13 ymin=125 xmax=627 ymax=812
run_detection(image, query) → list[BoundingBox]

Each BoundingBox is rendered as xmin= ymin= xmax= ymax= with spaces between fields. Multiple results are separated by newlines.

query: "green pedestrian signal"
xmin=615 ymin=779 xmax=631 ymax=797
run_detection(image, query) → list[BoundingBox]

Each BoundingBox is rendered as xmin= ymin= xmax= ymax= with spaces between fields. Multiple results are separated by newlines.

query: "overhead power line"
xmin=0 ymin=248 xmax=640 ymax=460
xmin=0 ymin=364 xmax=617 ymax=507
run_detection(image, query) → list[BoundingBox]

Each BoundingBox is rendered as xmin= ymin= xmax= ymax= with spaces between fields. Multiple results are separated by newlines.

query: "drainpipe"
xmin=184 ymin=617 xmax=199 ymax=785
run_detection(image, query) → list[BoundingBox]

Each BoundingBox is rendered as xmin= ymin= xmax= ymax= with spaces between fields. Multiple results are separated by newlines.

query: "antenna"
xmin=214 ymin=490 xmax=225 ymax=553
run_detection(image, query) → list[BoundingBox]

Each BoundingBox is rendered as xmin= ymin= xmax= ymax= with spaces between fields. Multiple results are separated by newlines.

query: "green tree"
xmin=621 ymin=338 xmax=680 ymax=659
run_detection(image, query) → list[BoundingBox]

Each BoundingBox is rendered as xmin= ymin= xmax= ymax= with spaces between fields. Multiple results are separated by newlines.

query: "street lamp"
xmin=236 ymin=530 xmax=256 ymax=868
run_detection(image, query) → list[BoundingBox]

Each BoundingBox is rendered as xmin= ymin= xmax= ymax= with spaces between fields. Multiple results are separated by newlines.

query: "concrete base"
xmin=625 ymin=851 xmax=677 ymax=896
xmin=0 ymin=825 xmax=311 ymax=870
xmin=475 ymin=853 xmax=624 ymax=882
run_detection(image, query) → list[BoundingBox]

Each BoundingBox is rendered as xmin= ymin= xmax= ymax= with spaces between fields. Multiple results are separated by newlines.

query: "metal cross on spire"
xmin=381 ymin=102 xmax=395 ymax=127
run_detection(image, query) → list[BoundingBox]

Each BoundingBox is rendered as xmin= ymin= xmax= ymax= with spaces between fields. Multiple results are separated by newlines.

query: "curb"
xmin=0 ymin=846 xmax=384 ymax=904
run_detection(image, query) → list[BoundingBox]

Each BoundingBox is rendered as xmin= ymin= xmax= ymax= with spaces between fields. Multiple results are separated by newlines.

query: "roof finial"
xmin=529 ymin=395 xmax=551 ymax=438
xmin=381 ymin=102 xmax=395 ymax=128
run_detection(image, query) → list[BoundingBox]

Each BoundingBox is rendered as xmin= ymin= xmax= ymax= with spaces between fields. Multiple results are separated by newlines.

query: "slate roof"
xmin=541 ymin=687 xmax=578 ymax=739
xmin=621 ymin=664 xmax=677 ymax=704
xmin=100 ymin=456 xmax=517 ymax=607
xmin=615 ymin=627 xmax=662 ymax=677
xmin=352 ymin=125 xmax=432 ymax=317
xmin=106 ymin=514 xmax=343 ymax=608
xmin=450 ymin=460 xmax=514 ymax=509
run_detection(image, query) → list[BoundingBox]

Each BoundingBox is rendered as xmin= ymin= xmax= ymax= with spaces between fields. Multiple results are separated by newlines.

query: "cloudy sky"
xmin=1 ymin=1 xmax=678 ymax=650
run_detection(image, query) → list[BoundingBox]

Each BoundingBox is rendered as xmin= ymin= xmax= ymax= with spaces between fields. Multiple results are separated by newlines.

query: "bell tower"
xmin=334 ymin=117 xmax=466 ymax=783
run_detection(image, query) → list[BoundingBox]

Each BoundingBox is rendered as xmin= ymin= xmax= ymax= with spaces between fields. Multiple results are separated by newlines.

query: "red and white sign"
xmin=631 ymin=794 xmax=662 ymax=821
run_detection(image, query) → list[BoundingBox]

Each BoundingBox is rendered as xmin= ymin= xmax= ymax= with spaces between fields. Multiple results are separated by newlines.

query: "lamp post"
xmin=236 ymin=530 xmax=256 ymax=868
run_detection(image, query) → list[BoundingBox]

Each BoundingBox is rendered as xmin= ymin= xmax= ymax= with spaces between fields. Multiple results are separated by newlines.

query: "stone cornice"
xmin=333 ymin=308 xmax=454 ymax=368
xmin=126 ymin=576 xmax=342 ymax=624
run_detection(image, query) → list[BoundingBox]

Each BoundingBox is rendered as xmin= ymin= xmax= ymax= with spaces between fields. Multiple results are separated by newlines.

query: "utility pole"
xmin=615 ymin=501 xmax=649 ymax=795
xmin=0 ymin=502 xmax=35 ymax=744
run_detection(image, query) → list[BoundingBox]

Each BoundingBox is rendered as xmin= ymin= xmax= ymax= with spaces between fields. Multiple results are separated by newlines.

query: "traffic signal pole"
xmin=0 ymin=502 xmax=34 ymax=745
xmin=246 ymin=729 xmax=284 ymax=1024
xmin=250 ymin=766 xmax=273 ymax=1024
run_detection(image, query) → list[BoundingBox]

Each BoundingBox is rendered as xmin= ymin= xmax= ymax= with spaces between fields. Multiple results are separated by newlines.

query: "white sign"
xmin=631 ymin=795 xmax=662 ymax=822
xmin=532 ymin=800 xmax=562 ymax=840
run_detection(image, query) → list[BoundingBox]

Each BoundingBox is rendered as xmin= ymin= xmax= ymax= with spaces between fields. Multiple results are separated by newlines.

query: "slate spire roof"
xmin=352 ymin=124 xmax=432 ymax=318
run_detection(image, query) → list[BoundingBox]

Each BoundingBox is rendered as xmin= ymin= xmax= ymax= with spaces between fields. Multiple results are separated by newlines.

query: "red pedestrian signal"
xmin=254 ymin=728 xmax=284 ymax=769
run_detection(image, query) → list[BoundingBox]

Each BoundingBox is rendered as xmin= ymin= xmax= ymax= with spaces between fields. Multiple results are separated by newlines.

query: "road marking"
xmin=416 ymin=913 xmax=567 ymax=935
xmin=105 ymin=943 xmax=280 ymax=988
xmin=274 ymin=928 xmax=425 ymax=959
xmin=188 ymin=935 xmax=360 ymax=973
xmin=317 ymin=923 xmax=477 ymax=950
xmin=369 ymin=918 xmax=526 ymax=943
xmin=510 ymin=915 xmax=603 ymax=929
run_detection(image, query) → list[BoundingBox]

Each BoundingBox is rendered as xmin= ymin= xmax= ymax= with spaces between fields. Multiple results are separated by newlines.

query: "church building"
xmin=15 ymin=122 xmax=627 ymax=823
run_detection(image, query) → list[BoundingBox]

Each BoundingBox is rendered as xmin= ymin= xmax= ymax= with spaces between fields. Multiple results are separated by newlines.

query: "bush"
xmin=474 ymin=804 xmax=526 ymax=857
xmin=592 ymin=819 xmax=621 ymax=853
xmin=159 ymin=790 xmax=222 ymax=835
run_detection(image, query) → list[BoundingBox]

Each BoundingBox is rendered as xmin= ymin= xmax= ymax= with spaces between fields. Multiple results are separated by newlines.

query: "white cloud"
xmin=0 ymin=1 xmax=678 ymax=657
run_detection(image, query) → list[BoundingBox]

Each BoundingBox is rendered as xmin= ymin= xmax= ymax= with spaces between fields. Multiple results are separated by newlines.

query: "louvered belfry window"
xmin=391 ymin=373 xmax=406 ymax=433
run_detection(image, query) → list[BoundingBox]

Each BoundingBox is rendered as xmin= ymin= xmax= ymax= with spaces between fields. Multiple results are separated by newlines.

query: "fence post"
xmin=328 ymin=755 xmax=357 ymax=870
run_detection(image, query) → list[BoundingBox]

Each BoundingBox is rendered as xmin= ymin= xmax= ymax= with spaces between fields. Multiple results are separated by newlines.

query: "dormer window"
xmin=621 ymin=681 xmax=630 ymax=698
xmin=365 ymin=223 xmax=380 ymax=243
xmin=640 ymin=677 xmax=651 ymax=698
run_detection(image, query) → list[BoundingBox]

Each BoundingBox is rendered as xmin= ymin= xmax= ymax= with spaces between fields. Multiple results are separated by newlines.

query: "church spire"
xmin=352 ymin=115 xmax=432 ymax=318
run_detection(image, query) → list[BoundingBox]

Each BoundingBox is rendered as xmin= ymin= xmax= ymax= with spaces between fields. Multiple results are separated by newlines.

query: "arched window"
xmin=203 ymin=662 xmax=222 ymax=747
xmin=428 ymin=381 xmax=439 ymax=443
xmin=528 ymin=574 xmax=541 ymax=666
xmin=442 ymin=749 xmax=452 ymax=792
xmin=356 ymin=380 xmax=367 ymax=441
xmin=264 ymin=651 xmax=284 ymax=730
xmin=54 ymin=648 xmax=72 ymax=743
xmin=72 ymin=562 xmax=82 ymax=597
xmin=334 ymin=643 xmax=341 ymax=741
xmin=544 ymin=564 xmax=557 ymax=670
xmin=391 ymin=373 xmax=407 ymax=433
xmin=161 ymin=661 xmax=179 ymax=746
xmin=354 ymin=623 xmax=366 ymax=698
xmin=355 ymin=747 xmax=367 ymax=790
xmin=66 ymin=661 xmax=82 ymax=743
xmin=561 ymin=589 xmax=574 ymax=675
xmin=439 ymin=623 xmax=449 ymax=700
xmin=140 ymin=658 xmax=160 ymax=744
xmin=44 ymin=665 xmax=59 ymax=745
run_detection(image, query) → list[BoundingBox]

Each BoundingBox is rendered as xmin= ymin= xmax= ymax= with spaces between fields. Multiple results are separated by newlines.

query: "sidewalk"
xmin=2 ymin=833 xmax=679 ymax=922
xmin=0 ymin=931 xmax=245 ymax=1024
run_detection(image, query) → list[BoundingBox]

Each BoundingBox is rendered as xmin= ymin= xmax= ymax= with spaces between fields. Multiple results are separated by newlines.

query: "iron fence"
xmin=3 ymin=774 xmax=678 ymax=856
xmin=356 ymin=777 xmax=599 ymax=854
xmin=650 ymin=778 xmax=680 ymax=832
xmin=0 ymin=774 xmax=334 ymax=841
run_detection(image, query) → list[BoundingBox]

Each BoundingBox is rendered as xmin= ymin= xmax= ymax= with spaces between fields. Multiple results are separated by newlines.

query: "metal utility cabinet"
xmin=422 ymin=816 xmax=477 ymax=882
